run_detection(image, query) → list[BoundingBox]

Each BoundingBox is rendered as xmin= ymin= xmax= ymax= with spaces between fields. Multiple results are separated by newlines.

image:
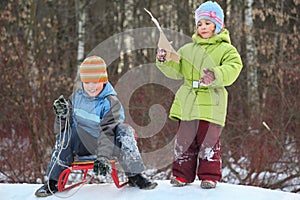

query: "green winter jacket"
xmin=156 ymin=29 xmax=243 ymax=126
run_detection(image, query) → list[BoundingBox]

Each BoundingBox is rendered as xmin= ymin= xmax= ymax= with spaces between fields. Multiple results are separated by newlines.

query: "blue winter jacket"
xmin=54 ymin=82 xmax=125 ymax=159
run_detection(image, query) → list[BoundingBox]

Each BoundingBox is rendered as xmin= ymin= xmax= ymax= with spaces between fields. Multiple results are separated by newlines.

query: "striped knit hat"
xmin=79 ymin=56 xmax=108 ymax=83
xmin=195 ymin=1 xmax=224 ymax=34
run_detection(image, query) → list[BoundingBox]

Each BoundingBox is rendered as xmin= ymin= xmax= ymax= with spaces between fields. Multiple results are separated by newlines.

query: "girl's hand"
xmin=199 ymin=69 xmax=215 ymax=86
xmin=157 ymin=48 xmax=167 ymax=62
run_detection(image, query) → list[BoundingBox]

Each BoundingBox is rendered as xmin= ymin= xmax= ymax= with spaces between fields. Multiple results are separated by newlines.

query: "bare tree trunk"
xmin=75 ymin=0 xmax=87 ymax=88
xmin=244 ymin=0 xmax=260 ymax=119
xmin=23 ymin=0 xmax=44 ymax=181
xmin=76 ymin=0 xmax=86 ymax=64
xmin=276 ymin=0 xmax=285 ymax=128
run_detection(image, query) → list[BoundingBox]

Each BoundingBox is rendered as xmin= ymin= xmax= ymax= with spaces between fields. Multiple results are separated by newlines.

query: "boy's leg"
xmin=114 ymin=123 xmax=157 ymax=189
xmin=172 ymin=120 xmax=199 ymax=183
xmin=35 ymin=127 xmax=91 ymax=197
xmin=46 ymin=127 xmax=90 ymax=181
xmin=114 ymin=123 xmax=144 ymax=176
xmin=196 ymin=121 xmax=222 ymax=182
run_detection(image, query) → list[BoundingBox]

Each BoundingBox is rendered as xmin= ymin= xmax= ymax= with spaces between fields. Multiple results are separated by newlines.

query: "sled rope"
xmin=47 ymin=116 xmax=84 ymax=198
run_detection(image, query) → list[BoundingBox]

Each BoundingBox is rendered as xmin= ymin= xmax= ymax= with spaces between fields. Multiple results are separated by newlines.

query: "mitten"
xmin=199 ymin=68 xmax=215 ymax=86
xmin=157 ymin=48 xmax=167 ymax=62
xmin=93 ymin=157 xmax=112 ymax=176
xmin=53 ymin=95 xmax=69 ymax=118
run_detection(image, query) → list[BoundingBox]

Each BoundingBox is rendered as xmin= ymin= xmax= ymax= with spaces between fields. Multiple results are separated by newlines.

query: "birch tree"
xmin=76 ymin=0 xmax=87 ymax=64
xmin=244 ymin=0 xmax=260 ymax=119
xmin=74 ymin=0 xmax=87 ymax=90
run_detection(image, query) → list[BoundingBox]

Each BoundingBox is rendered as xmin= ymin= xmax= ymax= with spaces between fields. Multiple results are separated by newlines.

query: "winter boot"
xmin=35 ymin=180 xmax=58 ymax=197
xmin=170 ymin=177 xmax=189 ymax=187
xmin=200 ymin=179 xmax=216 ymax=189
xmin=128 ymin=174 xmax=158 ymax=190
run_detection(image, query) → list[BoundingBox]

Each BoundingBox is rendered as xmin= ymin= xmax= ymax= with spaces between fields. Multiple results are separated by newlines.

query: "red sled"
xmin=57 ymin=157 xmax=128 ymax=192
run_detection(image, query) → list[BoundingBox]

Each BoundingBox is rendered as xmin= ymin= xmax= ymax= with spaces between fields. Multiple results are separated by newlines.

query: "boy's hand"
xmin=199 ymin=69 xmax=215 ymax=86
xmin=53 ymin=95 xmax=69 ymax=118
xmin=93 ymin=157 xmax=112 ymax=176
xmin=157 ymin=48 xmax=167 ymax=62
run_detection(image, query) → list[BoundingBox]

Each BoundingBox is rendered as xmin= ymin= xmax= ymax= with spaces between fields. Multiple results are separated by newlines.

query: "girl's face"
xmin=83 ymin=82 xmax=104 ymax=97
xmin=197 ymin=19 xmax=216 ymax=39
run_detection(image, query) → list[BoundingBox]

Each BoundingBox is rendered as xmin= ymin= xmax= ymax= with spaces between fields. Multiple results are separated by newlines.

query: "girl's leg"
xmin=172 ymin=120 xmax=199 ymax=183
xmin=196 ymin=121 xmax=222 ymax=181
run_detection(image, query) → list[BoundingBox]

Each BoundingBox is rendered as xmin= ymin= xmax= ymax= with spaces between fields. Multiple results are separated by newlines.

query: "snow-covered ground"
xmin=1 ymin=181 xmax=299 ymax=200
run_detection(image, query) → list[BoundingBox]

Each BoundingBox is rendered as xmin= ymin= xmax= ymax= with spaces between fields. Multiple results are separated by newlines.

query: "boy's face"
xmin=83 ymin=82 xmax=104 ymax=97
xmin=197 ymin=19 xmax=216 ymax=39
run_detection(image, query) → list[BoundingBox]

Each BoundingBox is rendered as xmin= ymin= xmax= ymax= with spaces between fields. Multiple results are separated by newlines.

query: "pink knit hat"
xmin=195 ymin=1 xmax=224 ymax=34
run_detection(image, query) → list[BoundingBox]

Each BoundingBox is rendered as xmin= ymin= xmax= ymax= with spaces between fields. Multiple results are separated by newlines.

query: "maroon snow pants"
xmin=172 ymin=120 xmax=222 ymax=182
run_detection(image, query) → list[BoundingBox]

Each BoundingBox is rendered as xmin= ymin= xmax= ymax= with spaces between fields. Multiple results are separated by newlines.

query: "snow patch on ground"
xmin=1 ymin=180 xmax=300 ymax=200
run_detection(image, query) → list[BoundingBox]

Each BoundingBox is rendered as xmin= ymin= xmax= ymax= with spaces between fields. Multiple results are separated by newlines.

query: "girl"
xmin=157 ymin=1 xmax=243 ymax=189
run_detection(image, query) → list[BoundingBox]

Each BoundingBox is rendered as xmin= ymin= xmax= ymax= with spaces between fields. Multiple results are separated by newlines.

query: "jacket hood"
xmin=192 ymin=28 xmax=231 ymax=45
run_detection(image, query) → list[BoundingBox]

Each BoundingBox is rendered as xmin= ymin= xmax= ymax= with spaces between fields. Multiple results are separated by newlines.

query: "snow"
xmin=1 ymin=181 xmax=300 ymax=200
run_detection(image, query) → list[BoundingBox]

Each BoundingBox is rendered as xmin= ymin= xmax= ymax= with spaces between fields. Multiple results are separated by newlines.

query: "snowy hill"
xmin=1 ymin=181 xmax=300 ymax=200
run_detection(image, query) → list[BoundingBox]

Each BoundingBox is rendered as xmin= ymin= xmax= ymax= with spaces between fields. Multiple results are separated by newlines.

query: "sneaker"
xmin=170 ymin=177 xmax=189 ymax=187
xmin=128 ymin=174 xmax=158 ymax=190
xmin=200 ymin=179 xmax=216 ymax=189
xmin=35 ymin=180 xmax=58 ymax=197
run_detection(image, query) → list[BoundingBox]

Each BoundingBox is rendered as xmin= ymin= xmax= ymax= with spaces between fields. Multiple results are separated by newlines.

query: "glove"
xmin=53 ymin=95 xmax=69 ymax=118
xmin=93 ymin=157 xmax=112 ymax=176
xmin=157 ymin=48 xmax=167 ymax=62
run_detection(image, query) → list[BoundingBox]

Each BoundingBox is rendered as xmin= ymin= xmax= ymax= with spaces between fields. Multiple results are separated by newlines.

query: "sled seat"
xmin=57 ymin=155 xmax=127 ymax=192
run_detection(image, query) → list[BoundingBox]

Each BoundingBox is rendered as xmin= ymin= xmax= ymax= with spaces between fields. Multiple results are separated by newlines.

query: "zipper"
xmin=214 ymin=88 xmax=219 ymax=105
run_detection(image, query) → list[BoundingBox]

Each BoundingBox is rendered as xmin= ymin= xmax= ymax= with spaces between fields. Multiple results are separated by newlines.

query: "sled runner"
xmin=57 ymin=156 xmax=128 ymax=192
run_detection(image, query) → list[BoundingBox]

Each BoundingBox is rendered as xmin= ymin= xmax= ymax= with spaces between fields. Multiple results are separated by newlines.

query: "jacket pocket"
xmin=195 ymin=89 xmax=220 ymax=106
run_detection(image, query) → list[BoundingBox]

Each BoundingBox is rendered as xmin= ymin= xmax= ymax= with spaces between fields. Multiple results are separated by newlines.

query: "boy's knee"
xmin=116 ymin=123 xmax=135 ymax=136
xmin=115 ymin=124 xmax=138 ymax=150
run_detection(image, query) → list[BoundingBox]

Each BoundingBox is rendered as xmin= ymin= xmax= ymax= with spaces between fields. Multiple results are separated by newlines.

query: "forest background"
xmin=0 ymin=0 xmax=299 ymax=193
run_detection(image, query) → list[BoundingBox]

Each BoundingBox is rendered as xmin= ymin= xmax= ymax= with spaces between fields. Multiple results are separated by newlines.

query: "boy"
xmin=35 ymin=56 xmax=157 ymax=197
